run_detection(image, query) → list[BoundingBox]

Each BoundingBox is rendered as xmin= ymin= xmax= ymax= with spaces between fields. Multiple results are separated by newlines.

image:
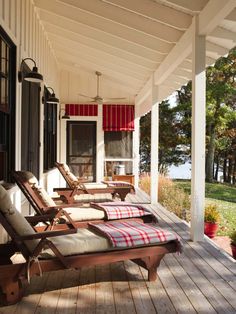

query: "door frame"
xmin=66 ymin=120 xmax=97 ymax=181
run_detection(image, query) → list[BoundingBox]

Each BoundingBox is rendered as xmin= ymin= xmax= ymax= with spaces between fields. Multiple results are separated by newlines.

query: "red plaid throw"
xmin=90 ymin=202 xmax=152 ymax=220
xmin=89 ymin=221 xmax=180 ymax=249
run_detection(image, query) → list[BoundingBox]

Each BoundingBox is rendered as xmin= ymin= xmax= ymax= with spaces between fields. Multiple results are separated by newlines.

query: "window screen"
xmin=104 ymin=131 xmax=133 ymax=158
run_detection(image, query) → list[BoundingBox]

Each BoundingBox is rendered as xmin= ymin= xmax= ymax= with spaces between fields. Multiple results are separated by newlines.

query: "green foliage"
xmin=175 ymin=180 xmax=236 ymax=236
xmin=176 ymin=179 xmax=236 ymax=202
xmin=140 ymin=99 xmax=189 ymax=172
xmin=204 ymin=204 xmax=220 ymax=223
xmin=139 ymin=47 xmax=236 ymax=183
xmin=230 ymin=231 xmax=236 ymax=246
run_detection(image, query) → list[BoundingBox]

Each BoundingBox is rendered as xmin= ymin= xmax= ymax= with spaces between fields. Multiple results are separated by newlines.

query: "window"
xmin=104 ymin=131 xmax=133 ymax=158
xmin=43 ymin=88 xmax=58 ymax=171
xmin=0 ymin=26 xmax=16 ymax=182
xmin=104 ymin=131 xmax=133 ymax=177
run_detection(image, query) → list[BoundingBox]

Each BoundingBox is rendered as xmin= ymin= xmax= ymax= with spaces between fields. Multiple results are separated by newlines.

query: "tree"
xmin=205 ymin=48 xmax=236 ymax=182
xmin=140 ymin=100 xmax=189 ymax=173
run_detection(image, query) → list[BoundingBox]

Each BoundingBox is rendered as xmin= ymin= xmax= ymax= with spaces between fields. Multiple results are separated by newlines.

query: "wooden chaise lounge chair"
xmin=54 ymin=162 xmax=135 ymax=203
xmin=12 ymin=171 xmax=154 ymax=229
xmin=0 ymin=185 xmax=180 ymax=305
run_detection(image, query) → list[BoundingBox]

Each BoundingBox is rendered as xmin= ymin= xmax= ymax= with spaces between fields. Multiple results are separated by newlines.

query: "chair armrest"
xmin=25 ymin=214 xmax=54 ymax=223
xmin=19 ymin=228 xmax=76 ymax=240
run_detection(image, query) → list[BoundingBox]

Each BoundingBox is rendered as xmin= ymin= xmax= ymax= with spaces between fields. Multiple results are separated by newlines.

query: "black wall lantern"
xmin=18 ymin=57 xmax=43 ymax=83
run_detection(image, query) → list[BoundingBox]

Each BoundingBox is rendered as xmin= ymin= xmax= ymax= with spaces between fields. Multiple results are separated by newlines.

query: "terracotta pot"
xmin=204 ymin=222 xmax=218 ymax=238
xmin=231 ymin=244 xmax=236 ymax=260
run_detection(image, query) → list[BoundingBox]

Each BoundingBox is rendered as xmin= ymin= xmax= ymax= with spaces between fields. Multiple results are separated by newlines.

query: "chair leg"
xmin=132 ymin=254 xmax=164 ymax=281
xmin=1 ymin=279 xmax=24 ymax=305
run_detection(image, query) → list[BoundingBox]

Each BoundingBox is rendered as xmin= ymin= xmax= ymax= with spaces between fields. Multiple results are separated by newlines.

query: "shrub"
xmin=139 ymin=173 xmax=190 ymax=221
xmin=230 ymin=230 xmax=236 ymax=246
xmin=204 ymin=204 xmax=220 ymax=223
xmin=139 ymin=172 xmax=151 ymax=195
xmin=160 ymin=182 xmax=191 ymax=221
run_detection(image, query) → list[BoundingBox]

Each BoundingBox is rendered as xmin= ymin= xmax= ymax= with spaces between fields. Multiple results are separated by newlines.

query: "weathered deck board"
xmin=124 ymin=260 xmax=157 ymax=314
xmin=0 ymin=188 xmax=235 ymax=314
xmin=95 ymin=264 xmax=116 ymax=314
xmin=111 ymin=262 xmax=136 ymax=314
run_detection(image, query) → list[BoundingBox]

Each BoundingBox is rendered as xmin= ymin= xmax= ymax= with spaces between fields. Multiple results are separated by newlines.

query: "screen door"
xmin=67 ymin=121 xmax=96 ymax=181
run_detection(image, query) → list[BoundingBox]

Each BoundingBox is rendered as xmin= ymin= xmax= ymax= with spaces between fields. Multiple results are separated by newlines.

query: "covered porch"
xmin=0 ymin=0 xmax=236 ymax=311
xmin=1 ymin=191 xmax=236 ymax=313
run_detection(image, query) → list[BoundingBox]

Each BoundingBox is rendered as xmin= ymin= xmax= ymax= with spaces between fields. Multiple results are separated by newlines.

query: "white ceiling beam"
xmin=205 ymin=56 xmax=216 ymax=66
xmin=173 ymin=68 xmax=192 ymax=80
xmin=39 ymin=15 xmax=167 ymax=64
xmin=59 ymin=0 xmax=183 ymax=43
xmin=49 ymin=34 xmax=154 ymax=76
xmin=162 ymin=82 xmax=180 ymax=90
xmin=206 ymin=41 xmax=229 ymax=56
xmin=40 ymin=16 xmax=166 ymax=64
xmin=135 ymin=77 xmax=152 ymax=107
xmin=44 ymin=22 xmax=158 ymax=70
xmin=56 ymin=52 xmax=145 ymax=86
xmin=35 ymin=0 xmax=176 ymax=51
xmin=57 ymin=47 xmax=148 ymax=84
xmin=153 ymin=0 xmax=235 ymax=86
xmin=60 ymin=64 xmax=137 ymax=94
xmin=154 ymin=23 xmax=193 ymax=85
xmin=101 ymin=0 xmax=192 ymax=30
xmin=168 ymin=74 xmax=188 ymax=85
xmin=225 ymin=8 xmax=236 ymax=21
xmin=163 ymin=0 xmax=210 ymax=13
xmin=209 ymin=27 xmax=236 ymax=43
xmin=199 ymin=0 xmax=236 ymax=35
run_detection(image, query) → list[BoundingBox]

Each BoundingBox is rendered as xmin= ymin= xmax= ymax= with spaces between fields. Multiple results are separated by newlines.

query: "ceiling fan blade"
xmin=78 ymin=93 xmax=94 ymax=100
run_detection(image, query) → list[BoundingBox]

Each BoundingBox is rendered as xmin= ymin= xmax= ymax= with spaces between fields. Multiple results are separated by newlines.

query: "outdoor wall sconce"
xmin=18 ymin=57 xmax=43 ymax=83
xmin=59 ymin=108 xmax=70 ymax=120
xmin=46 ymin=87 xmax=60 ymax=104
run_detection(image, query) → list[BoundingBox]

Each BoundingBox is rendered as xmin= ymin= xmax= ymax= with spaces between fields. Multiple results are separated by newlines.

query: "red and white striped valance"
xmin=103 ymin=104 xmax=134 ymax=131
xmin=65 ymin=104 xmax=98 ymax=116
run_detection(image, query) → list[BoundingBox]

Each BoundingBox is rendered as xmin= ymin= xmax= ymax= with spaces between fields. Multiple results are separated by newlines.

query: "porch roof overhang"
xmin=33 ymin=0 xmax=236 ymax=110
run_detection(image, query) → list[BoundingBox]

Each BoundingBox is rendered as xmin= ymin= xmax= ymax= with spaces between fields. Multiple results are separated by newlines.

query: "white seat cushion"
xmin=83 ymin=183 xmax=108 ymax=189
xmin=0 ymin=185 xmax=39 ymax=253
xmin=74 ymin=193 xmax=113 ymax=203
xmin=40 ymin=228 xmax=111 ymax=258
xmin=63 ymin=207 xmax=105 ymax=221
xmin=33 ymin=186 xmax=56 ymax=207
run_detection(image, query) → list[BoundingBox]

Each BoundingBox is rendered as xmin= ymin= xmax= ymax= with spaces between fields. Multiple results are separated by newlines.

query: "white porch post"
xmin=150 ymin=79 xmax=159 ymax=204
xmin=191 ymin=16 xmax=206 ymax=241
xmin=133 ymin=109 xmax=140 ymax=188
xmin=97 ymin=104 xmax=104 ymax=182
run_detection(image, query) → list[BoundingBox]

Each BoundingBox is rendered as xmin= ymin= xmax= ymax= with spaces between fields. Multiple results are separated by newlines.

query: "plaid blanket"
xmin=90 ymin=202 xmax=152 ymax=220
xmin=89 ymin=221 xmax=180 ymax=249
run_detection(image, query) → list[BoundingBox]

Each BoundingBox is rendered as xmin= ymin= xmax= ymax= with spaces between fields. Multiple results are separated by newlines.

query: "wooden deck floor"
xmin=1 ymin=189 xmax=236 ymax=314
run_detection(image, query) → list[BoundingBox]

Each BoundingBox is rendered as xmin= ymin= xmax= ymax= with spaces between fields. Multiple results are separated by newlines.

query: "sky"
xmin=168 ymin=162 xmax=191 ymax=179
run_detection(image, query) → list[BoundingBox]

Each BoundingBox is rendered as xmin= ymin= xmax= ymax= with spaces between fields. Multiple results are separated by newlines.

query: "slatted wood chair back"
xmin=12 ymin=171 xmax=48 ymax=215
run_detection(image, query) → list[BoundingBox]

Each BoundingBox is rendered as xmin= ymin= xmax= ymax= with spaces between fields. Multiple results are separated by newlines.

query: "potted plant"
xmin=230 ymin=231 xmax=236 ymax=259
xmin=204 ymin=204 xmax=220 ymax=238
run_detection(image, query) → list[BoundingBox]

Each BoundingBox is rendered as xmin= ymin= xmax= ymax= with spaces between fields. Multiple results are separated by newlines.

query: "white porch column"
xmin=96 ymin=104 xmax=104 ymax=182
xmin=191 ymin=16 xmax=206 ymax=241
xmin=150 ymin=79 xmax=159 ymax=204
xmin=133 ymin=107 xmax=140 ymax=188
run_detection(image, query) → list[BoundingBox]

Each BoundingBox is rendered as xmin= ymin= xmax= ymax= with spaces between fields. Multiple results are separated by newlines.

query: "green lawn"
xmin=175 ymin=180 xmax=236 ymax=236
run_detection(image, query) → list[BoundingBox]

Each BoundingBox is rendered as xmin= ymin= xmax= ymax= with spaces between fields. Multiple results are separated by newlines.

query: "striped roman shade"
xmin=65 ymin=104 xmax=98 ymax=116
xmin=103 ymin=104 xmax=134 ymax=131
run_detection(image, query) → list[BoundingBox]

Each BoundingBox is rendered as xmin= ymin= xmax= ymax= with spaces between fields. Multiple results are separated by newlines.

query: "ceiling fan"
xmin=78 ymin=71 xmax=127 ymax=104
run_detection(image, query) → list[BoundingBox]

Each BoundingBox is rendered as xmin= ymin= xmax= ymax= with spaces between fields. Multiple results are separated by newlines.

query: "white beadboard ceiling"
xmin=34 ymin=0 xmax=236 ymax=107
